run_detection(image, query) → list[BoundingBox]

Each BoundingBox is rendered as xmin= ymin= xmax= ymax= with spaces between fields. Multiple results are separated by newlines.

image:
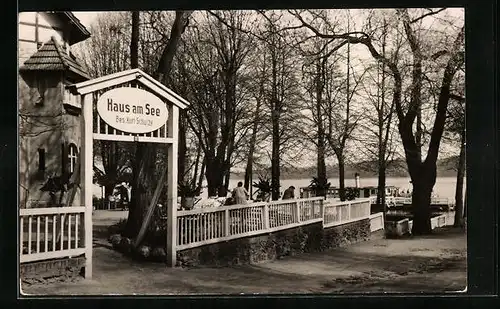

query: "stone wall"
xmin=176 ymin=219 xmax=371 ymax=267
xmin=20 ymin=256 xmax=85 ymax=283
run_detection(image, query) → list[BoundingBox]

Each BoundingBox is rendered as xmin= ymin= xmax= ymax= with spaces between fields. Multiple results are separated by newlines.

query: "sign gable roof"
xmin=68 ymin=68 xmax=190 ymax=110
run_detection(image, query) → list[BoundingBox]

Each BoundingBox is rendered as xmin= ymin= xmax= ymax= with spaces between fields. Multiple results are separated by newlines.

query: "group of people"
xmin=230 ymin=182 xmax=296 ymax=205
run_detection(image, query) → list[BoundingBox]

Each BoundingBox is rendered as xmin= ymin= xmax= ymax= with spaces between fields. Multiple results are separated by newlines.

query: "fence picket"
xmin=75 ymin=214 xmax=79 ymax=248
xmin=60 ymin=215 xmax=65 ymax=250
xmin=20 ymin=218 xmax=24 ymax=255
xmin=28 ymin=217 xmax=32 ymax=254
xmin=44 ymin=216 xmax=48 ymax=252
xmin=36 ymin=216 xmax=40 ymax=253
xmin=68 ymin=215 xmax=72 ymax=249
xmin=52 ymin=215 xmax=56 ymax=251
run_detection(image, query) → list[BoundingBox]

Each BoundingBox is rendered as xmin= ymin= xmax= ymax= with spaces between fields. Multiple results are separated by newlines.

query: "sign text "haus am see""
xmin=97 ymin=87 xmax=168 ymax=134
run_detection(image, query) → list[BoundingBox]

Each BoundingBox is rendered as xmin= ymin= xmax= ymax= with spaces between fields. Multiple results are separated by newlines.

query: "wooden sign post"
xmin=70 ymin=69 xmax=190 ymax=276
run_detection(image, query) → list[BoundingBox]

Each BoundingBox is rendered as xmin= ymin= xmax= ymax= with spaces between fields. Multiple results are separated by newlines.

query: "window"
xmin=68 ymin=143 xmax=78 ymax=174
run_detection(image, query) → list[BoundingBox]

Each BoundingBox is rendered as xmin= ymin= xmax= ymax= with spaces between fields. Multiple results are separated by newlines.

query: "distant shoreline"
xmin=230 ymin=172 xmax=459 ymax=180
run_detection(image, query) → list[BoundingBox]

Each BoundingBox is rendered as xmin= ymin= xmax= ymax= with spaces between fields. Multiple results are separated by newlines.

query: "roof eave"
xmin=69 ymin=69 xmax=191 ymax=110
xmin=58 ymin=12 xmax=91 ymax=45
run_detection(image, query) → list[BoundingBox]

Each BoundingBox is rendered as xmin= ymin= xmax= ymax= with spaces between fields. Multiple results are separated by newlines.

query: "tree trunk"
xmin=104 ymin=184 xmax=115 ymax=201
xmin=454 ymin=129 xmax=466 ymax=227
xmin=316 ymin=60 xmax=327 ymax=197
xmin=130 ymin=11 xmax=139 ymax=69
xmin=197 ymin=157 xmax=205 ymax=194
xmin=222 ymin=165 xmax=230 ymax=197
xmin=123 ymin=144 xmax=156 ymax=238
xmin=377 ymin=163 xmax=386 ymax=214
xmin=244 ymin=99 xmax=261 ymax=192
xmin=156 ymin=11 xmax=193 ymax=83
xmin=205 ymin=156 xmax=224 ymax=197
xmin=178 ymin=110 xmax=187 ymax=183
xmin=410 ymin=179 xmax=433 ymax=235
xmin=192 ymin=145 xmax=201 ymax=186
xmin=271 ymin=110 xmax=280 ymax=200
xmin=338 ymin=154 xmax=346 ymax=201
xmin=124 ymin=10 xmax=191 ymax=238
xmin=244 ymin=159 xmax=252 ymax=192
xmin=317 ymin=137 xmax=327 ymax=197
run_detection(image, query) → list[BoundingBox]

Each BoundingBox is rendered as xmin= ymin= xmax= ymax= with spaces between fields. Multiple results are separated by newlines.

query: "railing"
xmin=323 ymin=198 xmax=371 ymax=228
xmin=176 ymin=197 xmax=324 ymax=250
xmin=20 ymin=207 xmax=87 ymax=263
xmin=369 ymin=212 xmax=384 ymax=232
xmin=406 ymin=212 xmax=454 ymax=234
xmin=370 ymin=196 xmax=451 ymax=207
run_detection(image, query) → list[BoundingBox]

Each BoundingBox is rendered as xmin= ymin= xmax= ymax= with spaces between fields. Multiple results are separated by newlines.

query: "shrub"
xmin=345 ymin=187 xmax=360 ymax=201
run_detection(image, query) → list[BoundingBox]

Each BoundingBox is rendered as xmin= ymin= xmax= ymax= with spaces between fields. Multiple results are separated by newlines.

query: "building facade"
xmin=19 ymin=12 xmax=91 ymax=208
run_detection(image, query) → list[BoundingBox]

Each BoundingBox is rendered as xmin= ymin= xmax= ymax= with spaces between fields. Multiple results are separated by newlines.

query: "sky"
xmin=73 ymin=11 xmax=105 ymax=28
xmin=75 ymin=8 xmax=463 ymax=32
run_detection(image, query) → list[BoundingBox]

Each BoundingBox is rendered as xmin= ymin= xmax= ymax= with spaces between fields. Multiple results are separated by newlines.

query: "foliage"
xmin=345 ymin=187 xmax=360 ymax=201
xmin=178 ymin=179 xmax=200 ymax=197
xmin=308 ymin=176 xmax=331 ymax=196
xmin=252 ymin=175 xmax=273 ymax=201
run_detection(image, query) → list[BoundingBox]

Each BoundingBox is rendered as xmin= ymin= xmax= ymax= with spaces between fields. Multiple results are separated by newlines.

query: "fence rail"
xmin=176 ymin=198 xmax=325 ymax=250
xmin=369 ymin=196 xmax=451 ymax=206
xmin=369 ymin=213 xmax=385 ymax=232
xmin=323 ymin=198 xmax=371 ymax=227
xmin=176 ymin=197 xmax=372 ymax=250
xmin=20 ymin=206 xmax=87 ymax=263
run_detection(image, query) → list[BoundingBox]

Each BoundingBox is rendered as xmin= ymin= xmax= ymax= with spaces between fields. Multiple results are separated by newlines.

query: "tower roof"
xmin=19 ymin=37 xmax=90 ymax=80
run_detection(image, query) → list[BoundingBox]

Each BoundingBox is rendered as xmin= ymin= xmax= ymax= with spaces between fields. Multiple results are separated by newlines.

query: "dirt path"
xmin=21 ymin=211 xmax=466 ymax=295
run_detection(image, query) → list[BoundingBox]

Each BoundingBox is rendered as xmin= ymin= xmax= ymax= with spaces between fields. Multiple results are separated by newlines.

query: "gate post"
xmin=166 ymin=105 xmax=179 ymax=267
xmin=80 ymin=93 xmax=93 ymax=279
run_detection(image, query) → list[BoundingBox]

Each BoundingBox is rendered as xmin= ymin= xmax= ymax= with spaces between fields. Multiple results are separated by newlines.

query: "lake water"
xmin=93 ymin=176 xmax=462 ymax=201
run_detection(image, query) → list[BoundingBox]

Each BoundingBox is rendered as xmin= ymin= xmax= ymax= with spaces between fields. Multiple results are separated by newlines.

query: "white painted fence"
xmin=369 ymin=212 xmax=385 ymax=232
xmin=19 ymin=207 xmax=88 ymax=263
xmin=176 ymin=197 xmax=324 ymax=250
xmin=369 ymin=196 xmax=451 ymax=207
xmin=176 ymin=197 xmax=372 ymax=251
xmin=399 ymin=212 xmax=456 ymax=235
xmin=323 ymin=198 xmax=371 ymax=228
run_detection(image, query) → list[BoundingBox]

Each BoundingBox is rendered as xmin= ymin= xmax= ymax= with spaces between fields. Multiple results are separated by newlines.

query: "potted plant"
xmin=178 ymin=180 xmax=199 ymax=210
xmin=252 ymin=175 xmax=272 ymax=202
xmin=309 ymin=177 xmax=331 ymax=198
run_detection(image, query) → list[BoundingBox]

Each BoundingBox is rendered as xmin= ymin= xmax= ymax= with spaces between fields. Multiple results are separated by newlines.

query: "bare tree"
xmin=243 ymin=52 xmax=267 ymax=195
xmin=300 ymin=37 xmax=339 ymax=196
xmin=124 ymin=10 xmax=193 ymax=238
xmin=289 ymin=8 xmax=465 ymax=234
xmin=443 ymin=70 xmax=465 ymax=227
xmin=180 ymin=11 xmax=255 ymax=197
xmin=357 ymin=15 xmax=399 ymax=210
xmin=258 ymin=11 xmax=305 ymax=200
xmin=74 ymin=12 xmax=135 ymax=201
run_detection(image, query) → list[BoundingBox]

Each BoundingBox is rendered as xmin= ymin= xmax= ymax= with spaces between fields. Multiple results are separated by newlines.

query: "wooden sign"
xmin=97 ymin=87 xmax=168 ymax=134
